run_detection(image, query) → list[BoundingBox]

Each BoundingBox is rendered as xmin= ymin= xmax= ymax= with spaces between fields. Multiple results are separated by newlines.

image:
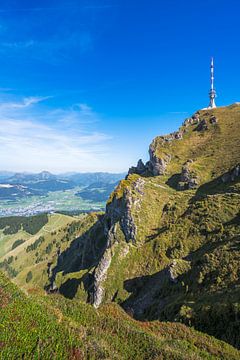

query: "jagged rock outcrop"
xmin=105 ymin=178 xmax=145 ymax=243
xmin=92 ymin=177 xmax=145 ymax=307
xmin=183 ymin=112 xmax=200 ymax=127
xmin=92 ymin=247 xmax=113 ymax=308
xmin=128 ymin=159 xmax=146 ymax=175
xmin=210 ymin=115 xmax=218 ymax=124
xmin=177 ymin=160 xmax=198 ymax=190
xmin=222 ymin=164 xmax=240 ymax=183
xmin=146 ymin=145 xmax=171 ymax=176
xmin=195 ymin=119 xmax=208 ymax=132
xmin=129 ymin=145 xmax=171 ymax=177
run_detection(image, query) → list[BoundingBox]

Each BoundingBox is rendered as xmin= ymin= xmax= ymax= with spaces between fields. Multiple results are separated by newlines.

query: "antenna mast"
xmin=208 ymin=57 xmax=217 ymax=108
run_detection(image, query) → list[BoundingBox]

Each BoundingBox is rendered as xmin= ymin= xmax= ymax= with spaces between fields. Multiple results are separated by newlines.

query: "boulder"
xmin=222 ymin=164 xmax=240 ymax=183
xmin=195 ymin=119 xmax=208 ymax=132
xmin=210 ymin=116 xmax=218 ymax=124
xmin=178 ymin=160 xmax=198 ymax=190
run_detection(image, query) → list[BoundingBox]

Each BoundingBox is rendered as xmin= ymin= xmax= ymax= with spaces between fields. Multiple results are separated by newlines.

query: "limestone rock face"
xmin=129 ymin=145 xmax=171 ymax=177
xmin=195 ymin=119 xmax=208 ymax=132
xmin=148 ymin=145 xmax=171 ymax=176
xmin=183 ymin=112 xmax=200 ymax=127
xmin=92 ymin=248 xmax=112 ymax=308
xmin=105 ymin=178 xmax=144 ymax=243
xmin=128 ymin=159 xmax=146 ymax=175
xmin=178 ymin=160 xmax=198 ymax=190
xmin=92 ymin=177 xmax=145 ymax=307
xmin=222 ymin=164 xmax=240 ymax=183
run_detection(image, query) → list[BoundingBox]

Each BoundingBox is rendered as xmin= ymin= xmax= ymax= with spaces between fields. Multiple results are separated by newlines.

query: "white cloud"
xmin=0 ymin=96 xmax=113 ymax=173
xmin=0 ymin=96 xmax=50 ymax=109
xmin=0 ymin=32 xmax=93 ymax=63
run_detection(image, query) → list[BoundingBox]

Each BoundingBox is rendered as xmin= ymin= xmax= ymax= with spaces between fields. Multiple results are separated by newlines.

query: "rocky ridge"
xmin=89 ymin=105 xmax=240 ymax=311
xmin=92 ymin=177 xmax=145 ymax=307
xmin=3 ymin=104 xmax=239 ymax=350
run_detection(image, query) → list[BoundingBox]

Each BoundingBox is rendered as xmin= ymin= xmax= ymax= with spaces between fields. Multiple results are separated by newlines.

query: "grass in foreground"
xmin=1 ymin=272 xmax=240 ymax=359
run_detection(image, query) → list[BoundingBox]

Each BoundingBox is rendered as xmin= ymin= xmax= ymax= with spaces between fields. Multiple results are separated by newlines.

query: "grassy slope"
xmin=1 ymin=271 xmax=240 ymax=360
xmin=1 ymin=104 xmax=240 ymax=352
xmin=153 ymin=105 xmax=240 ymax=181
xmin=92 ymin=105 xmax=240 ymax=347
xmin=0 ymin=228 xmax=31 ymax=258
xmin=0 ymin=213 xmax=93 ymax=290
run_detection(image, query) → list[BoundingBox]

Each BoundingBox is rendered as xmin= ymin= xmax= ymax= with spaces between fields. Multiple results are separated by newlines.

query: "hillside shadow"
xmin=165 ymin=173 xmax=181 ymax=190
xmin=45 ymin=215 xmax=107 ymax=298
xmin=145 ymin=226 xmax=168 ymax=242
xmin=121 ymin=233 xmax=240 ymax=322
xmin=196 ymin=172 xmax=239 ymax=197
xmin=165 ymin=169 xmax=239 ymax=198
xmin=59 ymin=272 xmax=94 ymax=300
xmin=224 ymin=212 xmax=240 ymax=226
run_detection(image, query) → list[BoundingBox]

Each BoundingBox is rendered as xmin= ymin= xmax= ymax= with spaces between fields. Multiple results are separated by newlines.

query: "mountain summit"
xmin=1 ymin=104 xmax=240 ymax=352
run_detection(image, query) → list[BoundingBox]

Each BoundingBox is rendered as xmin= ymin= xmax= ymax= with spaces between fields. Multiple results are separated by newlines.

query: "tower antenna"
xmin=208 ymin=57 xmax=217 ymax=108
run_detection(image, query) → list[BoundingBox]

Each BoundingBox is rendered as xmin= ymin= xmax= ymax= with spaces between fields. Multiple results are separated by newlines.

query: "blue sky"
xmin=0 ymin=0 xmax=239 ymax=173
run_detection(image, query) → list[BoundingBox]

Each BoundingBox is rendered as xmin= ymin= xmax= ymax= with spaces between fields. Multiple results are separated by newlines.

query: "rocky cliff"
xmin=85 ymin=104 xmax=240 ymax=348
xmin=4 ymin=104 xmax=239 ymax=350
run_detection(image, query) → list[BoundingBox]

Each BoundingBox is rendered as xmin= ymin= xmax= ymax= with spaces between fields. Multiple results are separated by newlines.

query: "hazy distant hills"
xmin=0 ymin=184 xmax=43 ymax=200
xmin=7 ymin=170 xmax=56 ymax=183
xmin=0 ymin=171 xmax=15 ymax=181
xmin=64 ymin=172 xmax=126 ymax=186
xmin=0 ymin=170 xmax=125 ymax=201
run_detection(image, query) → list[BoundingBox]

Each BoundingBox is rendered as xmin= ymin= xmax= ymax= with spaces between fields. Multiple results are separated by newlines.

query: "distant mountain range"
xmin=0 ymin=171 xmax=15 ymax=181
xmin=0 ymin=184 xmax=41 ymax=200
xmin=0 ymin=170 xmax=125 ymax=201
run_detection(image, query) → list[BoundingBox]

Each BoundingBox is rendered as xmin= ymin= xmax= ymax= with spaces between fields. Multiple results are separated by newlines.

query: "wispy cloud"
xmin=0 ymin=32 xmax=93 ymax=63
xmin=0 ymin=96 xmax=50 ymax=109
xmin=0 ymin=96 xmax=112 ymax=172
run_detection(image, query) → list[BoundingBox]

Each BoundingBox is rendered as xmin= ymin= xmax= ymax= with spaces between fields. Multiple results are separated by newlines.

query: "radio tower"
xmin=208 ymin=57 xmax=217 ymax=108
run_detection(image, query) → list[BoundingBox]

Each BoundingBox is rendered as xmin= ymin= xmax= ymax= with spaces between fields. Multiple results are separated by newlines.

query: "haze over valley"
xmin=0 ymin=170 xmax=124 ymax=216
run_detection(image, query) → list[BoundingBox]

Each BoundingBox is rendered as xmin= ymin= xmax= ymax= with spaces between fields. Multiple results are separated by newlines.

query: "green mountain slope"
xmin=1 ymin=271 xmax=240 ymax=359
xmin=47 ymin=104 xmax=239 ymax=348
xmin=0 ymin=212 xmax=101 ymax=292
xmin=1 ymin=104 xmax=240 ymax=353
xmin=91 ymin=105 xmax=240 ymax=347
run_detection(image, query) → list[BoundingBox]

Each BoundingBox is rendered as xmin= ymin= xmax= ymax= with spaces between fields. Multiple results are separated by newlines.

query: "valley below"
xmin=0 ymin=171 xmax=124 ymax=217
xmin=1 ymin=105 xmax=240 ymax=359
xmin=0 ymin=187 xmax=105 ymax=217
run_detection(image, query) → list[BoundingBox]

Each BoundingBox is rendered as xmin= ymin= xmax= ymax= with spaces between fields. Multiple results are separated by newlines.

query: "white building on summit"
xmin=208 ymin=57 xmax=217 ymax=109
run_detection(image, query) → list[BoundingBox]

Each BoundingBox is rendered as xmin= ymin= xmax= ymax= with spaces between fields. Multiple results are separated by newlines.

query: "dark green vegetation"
xmin=0 ymin=214 xmax=48 ymax=235
xmin=11 ymin=239 xmax=25 ymax=250
xmin=26 ymin=236 xmax=45 ymax=252
xmin=0 ymin=257 xmax=18 ymax=278
xmin=26 ymin=270 xmax=33 ymax=283
xmin=1 ymin=272 xmax=239 ymax=359
xmin=1 ymin=105 xmax=240 ymax=358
